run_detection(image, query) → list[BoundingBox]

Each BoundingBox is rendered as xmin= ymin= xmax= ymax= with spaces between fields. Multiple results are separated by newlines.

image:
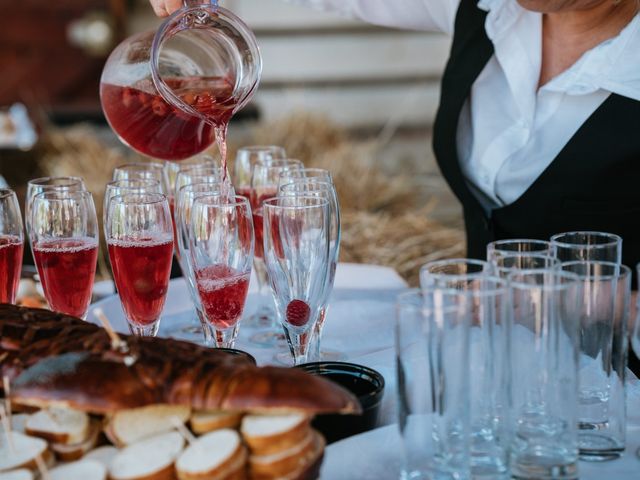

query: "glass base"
xmin=512 ymin=459 xmax=577 ymax=480
xmin=578 ymin=432 xmax=624 ymax=461
xmin=129 ymin=322 xmax=159 ymax=337
xmin=249 ymin=329 xmax=288 ymax=348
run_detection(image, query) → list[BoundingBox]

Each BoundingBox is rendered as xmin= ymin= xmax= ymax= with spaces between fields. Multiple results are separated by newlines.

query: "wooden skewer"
xmin=0 ymin=404 xmax=15 ymax=454
xmin=2 ymin=376 xmax=11 ymax=430
xmin=170 ymin=416 xmax=197 ymax=445
xmin=93 ymin=307 xmax=127 ymax=352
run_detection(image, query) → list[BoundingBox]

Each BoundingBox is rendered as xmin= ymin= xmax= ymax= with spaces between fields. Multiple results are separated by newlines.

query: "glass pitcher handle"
xmin=183 ymin=0 xmax=218 ymax=7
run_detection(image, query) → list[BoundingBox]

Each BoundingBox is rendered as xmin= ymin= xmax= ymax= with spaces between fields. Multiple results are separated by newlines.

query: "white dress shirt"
xmin=292 ymin=0 xmax=640 ymax=208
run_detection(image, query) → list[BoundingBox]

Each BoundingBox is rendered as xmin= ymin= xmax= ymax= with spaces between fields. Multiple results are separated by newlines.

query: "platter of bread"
xmin=0 ymin=305 xmax=361 ymax=480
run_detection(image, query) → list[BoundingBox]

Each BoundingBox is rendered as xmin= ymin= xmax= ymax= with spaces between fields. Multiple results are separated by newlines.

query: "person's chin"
xmin=516 ymin=0 xmax=574 ymax=13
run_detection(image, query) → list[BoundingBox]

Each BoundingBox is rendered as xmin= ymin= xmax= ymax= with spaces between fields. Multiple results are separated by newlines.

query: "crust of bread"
xmin=190 ymin=411 xmax=243 ymax=435
xmin=248 ymin=431 xmax=317 ymax=479
xmin=241 ymin=416 xmax=311 ymax=456
xmin=50 ymin=418 xmax=101 ymax=461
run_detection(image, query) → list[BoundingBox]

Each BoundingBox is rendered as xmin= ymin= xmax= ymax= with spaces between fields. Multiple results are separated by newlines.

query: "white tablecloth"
xmin=88 ymin=262 xmax=640 ymax=479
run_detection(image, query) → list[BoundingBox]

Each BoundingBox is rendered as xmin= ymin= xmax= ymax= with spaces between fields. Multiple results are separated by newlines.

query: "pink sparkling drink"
xmin=195 ymin=264 xmax=250 ymax=329
xmin=0 ymin=236 xmax=23 ymax=304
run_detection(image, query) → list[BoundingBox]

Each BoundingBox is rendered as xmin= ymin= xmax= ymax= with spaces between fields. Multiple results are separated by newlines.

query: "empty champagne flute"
xmin=29 ymin=191 xmax=98 ymax=318
xmin=278 ymin=167 xmax=333 ymax=189
xmin=551 ymin=231 xmax=622 ymax=264
xmin=175 ymin=183 xmax=221 ymax=343
xmin=106 ymin=193 xmax=173 ymax=336
xmin=249 ymin=158 xmax=304 ymax=343
xmin=0 ymin=189 xmax=24 ymax=304
xmin=263 ymin=196 xmax=330 ymax=365
xmin=279 ymin=180 xmax=341 ymax=361
xmin=112 ymin=162 xmax=164 ymax=186
xmin=233 ymin=145 xmax=287 ymax=200
xmin=487 ymin=239 xmax=553 ymax=263
xmin=188 ymin=195 xmax=253 ymax=348
xmin=25 ymin=176 xmax=85 ymax=241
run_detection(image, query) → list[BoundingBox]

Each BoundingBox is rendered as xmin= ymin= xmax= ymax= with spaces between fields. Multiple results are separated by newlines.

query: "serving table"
xmin=87 ymin=262 xmax=640 ymax=479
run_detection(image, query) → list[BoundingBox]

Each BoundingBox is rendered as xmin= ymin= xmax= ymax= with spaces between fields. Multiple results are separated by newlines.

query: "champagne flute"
xmin=279 ymin=180 xmax=341 ymax=361
xmin=112 ymin=162 xmax=164 ymax=186
xmin=174 ymin=183 xmax=221 ymax=343
xmin=188 ymin=195 xmax=254 ymax=348
xmin=163 ymin=154 xmax=220 ymax=196
xmin=278 ymin=167 xmax=333 ymax=189
xmin=103 ymin=179 xmax=162 ymax=229
xmin=106 ymin=193 xmax=173 ymax=336
xmin=263 ymin=196 xmax=330 ymax=365
xmin=233 ymin=145 xmax=286 ymax=199
xmin=25 ymin=177 xmax=85 ymax=241
xmin=249 ymin=158 xmax=304 ymax=342
xmin=0 ymin=189 xmax=24 ymax=304
xmin=29 ymin=191 xmax=98 ymax=318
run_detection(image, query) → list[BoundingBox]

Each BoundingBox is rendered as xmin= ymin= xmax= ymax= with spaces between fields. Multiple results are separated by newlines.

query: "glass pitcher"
xmin=100 ymin=0 xmax=261 ymax=161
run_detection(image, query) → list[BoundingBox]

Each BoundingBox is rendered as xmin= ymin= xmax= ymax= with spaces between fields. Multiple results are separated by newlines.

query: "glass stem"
xmin=311 ymin=308 xmax=327 ymax=362
xmin=129 ymin=322 xmax=159 ymax=337
xmin=285 ymin=329 xmax=311 ymax=365
xmin=203 ymin=323 xmax=239 ymax=349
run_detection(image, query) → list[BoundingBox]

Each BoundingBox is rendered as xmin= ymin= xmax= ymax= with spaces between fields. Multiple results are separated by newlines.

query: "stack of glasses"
xmin=398 ymin=232 xmax=632 ymax=480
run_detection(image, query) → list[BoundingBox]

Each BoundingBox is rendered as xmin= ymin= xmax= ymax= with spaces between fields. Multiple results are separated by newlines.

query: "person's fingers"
xmin=165 ymin=0 xmax=184 ymax=15
xmin=149 ymin=0 xmax=169 ymax=17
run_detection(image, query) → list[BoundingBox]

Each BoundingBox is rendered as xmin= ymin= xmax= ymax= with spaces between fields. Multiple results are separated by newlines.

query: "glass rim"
xmin=255 ymin=158 xmax=304 ymax=168
xmin=237 ymin=145 xmax=286 ymax=153
xmin=28 ymin=176 xmax=84 ymax=187
xmin=107 ymin=178 xmax=161 ymax=188
xmin=426 ymin=275 xmax=508 ymax=297
xmin=177 ymin=181 xmax=222 ymax=194
xmin=420 ymin=258 xmax=491 ymax=281
xmin=179 ymin=164 xmax=224 ymax=174
xmin=507 ymin=268 xmax=581 ymax=290
xmin=559 ymin=261 xmax=631 ymax=280
xmin=396 ymin=288 xmax=484 ymax=314
xmin=279 ymin=180 xmax=333 ymax=191
xmin=488 ymin=238 xmax=551 ymax=250
xmin=262 ymin=196 xmax=330 ymax=210
xmin=0 ymin=188 xmax=17 ymax=200
xmin=109 ymin=192 xmax=167 ymax=206
xmin=33 ymin=189 xmax=93 ymax=202
xmin=278 ymin=167 xmax=331 ymax=176
xmin=550 ymin=231 xmax=622 ymax=248
xmin=192 ymin=194 xmax=250 ymax=209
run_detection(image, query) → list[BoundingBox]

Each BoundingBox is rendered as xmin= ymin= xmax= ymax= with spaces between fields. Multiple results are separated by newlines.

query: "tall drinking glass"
xmin=263 ymin=196 xmax=330 ymax=365
xmin=188 ymin=195 xmax=254 ymax=348
xmin=233 ymin=145 xmax=287 ymax=199
xmin=29 ymin=191 xmax=98 ymax=318
xmin=492 ymin=253 xmax=559 ymax=279
xmin=279 ymin=180 xmax=341 ymax=361
xmin=25 ymin=177 xmax=85 ymax=241
xmin=106 ymin=193 xmax=173 ymax=336
xmin=396 ymin=289 xmax=470 ymax=480
xmin=551 ymin=231 xmax=622 ymax=264
xmin=175 ymin=183 xmax=221 ymax=343
xmin=0 ymin=189 xmax=24 ymax=304
xmin=249 ymin=158 xmax=304 ymax=343
xmin=420 ymin=269 xmax=511 ymax=477
xmin=508 ymin=269 xmax=581 ymax=479
xmin=487 ymin=239 xmax=552 ymax=263
xmin=559 ymin=261 xmax=630 ymax=460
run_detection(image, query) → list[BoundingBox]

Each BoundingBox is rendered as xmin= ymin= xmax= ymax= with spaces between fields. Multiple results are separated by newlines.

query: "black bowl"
xmin=296 ymin=361 xmax=385 ymax=444
xmin=215 ymin=347 xmax=256 ymax=365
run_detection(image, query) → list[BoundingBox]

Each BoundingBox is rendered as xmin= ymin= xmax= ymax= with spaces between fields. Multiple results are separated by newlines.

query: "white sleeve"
xmin=287 ymin=0 xmax=461 ymax=34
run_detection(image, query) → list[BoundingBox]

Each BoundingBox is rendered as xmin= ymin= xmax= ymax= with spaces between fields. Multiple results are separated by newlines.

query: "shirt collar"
xmin=478 ymin=0 xmax=640 ymax=102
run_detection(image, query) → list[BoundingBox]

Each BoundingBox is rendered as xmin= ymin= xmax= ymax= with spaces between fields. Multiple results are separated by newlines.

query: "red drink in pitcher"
xmin=33 ymin=238 xmax=98 ymax=317
xmin=196 ymin=265 xmax=250 ymax=329
xmin=100 ymin=76 xmax=236 ymax=161
xmin=0 ymin=236 xmax=23 ymax=304
xmin=108 ymin=236 xmax=174 ymax=326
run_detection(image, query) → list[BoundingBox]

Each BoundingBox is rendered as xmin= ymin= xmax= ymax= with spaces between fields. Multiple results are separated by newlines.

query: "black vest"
xmin=432 ymin=0 xmax=640 ymax=372
xmin=433 ymin=0 xmax=640 ymax=270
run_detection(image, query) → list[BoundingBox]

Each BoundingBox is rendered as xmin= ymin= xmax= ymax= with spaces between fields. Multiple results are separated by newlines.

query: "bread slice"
xmin=240 ymin=414 xmax=310 ymax=455
xmin=0 ymin=414 xmax=31 ymax=435
xmin=25 ymin=407 xmax=89 ymax=445
xmin=256 ymin=431 xmax=325 ymax=480
xmin=190 ymin=410 xmax=243 ymax=435
xmin=0 ymin=432 xmax=50 ymax=472
xmin=105 ymin=404 xmax=191 ymax=447
xmin=109 ymin=431 xmax=185 ymax=480
xmin=49 ymin=460 xmax=107 ymax=480
xmin=0 ymin=469 xmax=34 ymax=480
xmin=51 ymin=418 xmax=101 ymax=461
xmin=84 ymin=445 xmax=118 ymax=468
xmin=248 ymin=430 xmax=319 ymax=479
xmin=176 ymin=429 xmax=246 ymax=480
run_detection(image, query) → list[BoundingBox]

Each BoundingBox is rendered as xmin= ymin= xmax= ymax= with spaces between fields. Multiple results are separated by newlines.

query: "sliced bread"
xmin=105 ymin=404 xmax=191 ymax=447
xmin=248 ymin=430 xmax=319 ymax=479
xmin=0 ymin=432 xmax=50 ymax=472
xmin=0 ymin=469 xmax=34 ymax=480
xmin=84 ymin=445 xmax=119 ymax=468
xmin=240 ymin=414 xmax=310 ymax=456
xmin=49 ymin=460 xmax=107 ymax=480
xmin=25 ymin=407 xmax=89 ymax=445
xmin=51 ymin=418 xmax=101 ymax=461
xmin=109 ymin=431 xmax=185 ymax=480
xmin=190 ymin=410 xmax=243 ymax=435
xmin=176 ymin=429 xmax=247 ymax=480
